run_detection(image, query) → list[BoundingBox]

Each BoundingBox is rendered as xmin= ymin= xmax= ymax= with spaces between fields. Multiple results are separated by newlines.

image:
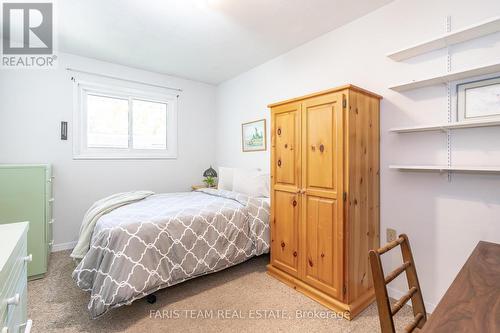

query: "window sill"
xmin=73 ymin=154 xmax=177 ymax=160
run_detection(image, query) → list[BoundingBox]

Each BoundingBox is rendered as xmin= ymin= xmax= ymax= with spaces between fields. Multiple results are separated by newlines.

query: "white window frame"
xmin=457 ymin=76 xmax=500 ymax=122
xmin=73 ymin=81 xmax=178 ymax=159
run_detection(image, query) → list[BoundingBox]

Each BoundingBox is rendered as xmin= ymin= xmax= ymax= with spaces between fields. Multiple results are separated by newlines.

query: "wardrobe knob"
xmin=321 ymin=253 xmax=325 ymax=258
xmin=293 ymin=251 xmax=297 ymax=257
xmin=308 ymin=259 xmax=313 ymax=267
xmin=284 ymin=144 xmax=288 ymax=149
xmin=319 ymin=144 xmax=325 ymax=153
xmin=277 ymin=128 xmax=281 ymax=136
xmin=281 ymin=241 xmax=285 ymax=248
xmin=277 ymin=159 xmax=282 ymax=167
xmin=292 ymin=199 xmax=297 ymax=207
xmin=311 ymin=145 xmax=316 ymax=151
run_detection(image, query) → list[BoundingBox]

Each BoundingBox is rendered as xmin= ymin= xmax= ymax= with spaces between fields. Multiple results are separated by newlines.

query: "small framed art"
xmin=242 ymin=119 xmax=266 ymax=152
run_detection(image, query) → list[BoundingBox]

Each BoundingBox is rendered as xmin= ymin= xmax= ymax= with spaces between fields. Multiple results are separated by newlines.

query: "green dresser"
xmin=0 ymin=165 xmax=53 ymax=279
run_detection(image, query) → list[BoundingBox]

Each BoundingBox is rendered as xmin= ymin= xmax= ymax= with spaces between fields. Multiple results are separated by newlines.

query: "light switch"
xmin=387 ymin=228 xmax=397 ymax=242
xmin=61 ymin=121 xmax=68 ymax=140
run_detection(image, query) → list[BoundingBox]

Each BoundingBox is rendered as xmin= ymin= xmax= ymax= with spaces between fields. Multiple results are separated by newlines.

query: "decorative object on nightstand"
xmin=202 ymin=166 xmax=217 ymax=188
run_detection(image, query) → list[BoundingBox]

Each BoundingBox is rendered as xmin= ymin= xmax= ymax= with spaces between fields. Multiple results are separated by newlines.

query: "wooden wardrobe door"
xmin=300 ymin=92 xmax=344 ymax=299
xmin=270 ymin=102 xmax=301 ymax=277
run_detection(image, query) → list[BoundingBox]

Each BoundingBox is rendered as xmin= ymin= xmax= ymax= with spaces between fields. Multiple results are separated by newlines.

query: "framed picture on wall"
xmin=457 ymin=77 xmax=500 ymax=121
xmin=242 ymin=119 xmax=266 ymax=152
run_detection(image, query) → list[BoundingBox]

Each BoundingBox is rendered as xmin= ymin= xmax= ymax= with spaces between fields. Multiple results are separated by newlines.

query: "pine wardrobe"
xmin=267 ymin=85 xmax=381 ymax=320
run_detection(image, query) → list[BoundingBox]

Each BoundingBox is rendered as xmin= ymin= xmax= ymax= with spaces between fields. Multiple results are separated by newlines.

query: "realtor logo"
xmin=1 ymin=1 xmax=56 ymax=68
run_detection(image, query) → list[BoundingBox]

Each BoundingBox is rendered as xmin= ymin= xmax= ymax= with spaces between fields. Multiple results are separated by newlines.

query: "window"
xmin=73 ymin=81 xmax=177 ymax=159
xmin=457 ymin=77 xmax=500 ymax=122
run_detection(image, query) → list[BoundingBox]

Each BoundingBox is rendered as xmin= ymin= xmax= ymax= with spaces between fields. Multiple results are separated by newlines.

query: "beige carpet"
xmin=28 ymin=251 xmax=414 ymax=332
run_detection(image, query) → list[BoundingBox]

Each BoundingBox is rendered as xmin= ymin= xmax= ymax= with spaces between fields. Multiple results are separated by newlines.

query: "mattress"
xmin=72 ymin=188 xmax=270 ymax=318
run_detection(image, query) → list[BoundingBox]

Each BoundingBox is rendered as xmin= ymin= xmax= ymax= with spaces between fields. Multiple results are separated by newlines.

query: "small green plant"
xmin=203 ymin=176 xmax=216 ymax=188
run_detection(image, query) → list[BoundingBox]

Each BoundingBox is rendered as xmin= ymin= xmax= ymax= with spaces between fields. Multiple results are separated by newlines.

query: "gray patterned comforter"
xmin=72 ymin=189 xmax=270 ymax=318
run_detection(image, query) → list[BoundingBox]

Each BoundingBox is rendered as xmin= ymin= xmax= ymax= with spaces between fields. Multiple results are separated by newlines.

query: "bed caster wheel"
xmin=146 ymin=294 xmax=156 ymax=304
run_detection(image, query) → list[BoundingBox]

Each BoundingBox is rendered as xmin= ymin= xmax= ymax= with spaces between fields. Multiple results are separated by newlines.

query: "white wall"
xmin=215 ymin=0 xmax=500 ymax=311
xmin=0 ymin=53 xmax=217 ymax=249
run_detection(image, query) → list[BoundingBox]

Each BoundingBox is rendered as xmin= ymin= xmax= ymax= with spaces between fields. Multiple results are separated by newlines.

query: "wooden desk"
xmin=422 ymin=241 xmax=500 ymax=332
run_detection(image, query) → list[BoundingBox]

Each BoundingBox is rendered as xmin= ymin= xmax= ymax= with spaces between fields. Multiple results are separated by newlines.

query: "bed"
xmin=71 ymin=188 xmax=270 ymax=318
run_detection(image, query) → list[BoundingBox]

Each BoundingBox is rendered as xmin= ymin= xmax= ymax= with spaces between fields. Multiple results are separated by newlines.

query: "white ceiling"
xmin=58 ymin=0 xmax=393 ymax=84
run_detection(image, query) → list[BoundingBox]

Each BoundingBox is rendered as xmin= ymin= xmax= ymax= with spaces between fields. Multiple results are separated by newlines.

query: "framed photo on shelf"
xmin=242 ymin=119 xmax=266 ymax=152
xmin=457 ymin=77 xmax=500 ymax=122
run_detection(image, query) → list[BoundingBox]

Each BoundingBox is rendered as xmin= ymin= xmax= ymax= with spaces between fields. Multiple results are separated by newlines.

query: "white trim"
xmin=387 ymin=286 xmax=436 ymax=313
xmin=73 ymin=80 xmax=178 ymax=160
xmin=66 ymin=67 xmax=183 ymax=92
xmin=51 ymin=241 xmax=77 ymax=252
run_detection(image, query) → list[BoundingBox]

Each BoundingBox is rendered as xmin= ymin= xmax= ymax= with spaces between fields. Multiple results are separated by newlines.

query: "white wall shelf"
xmin=390 ymin=165 xmax=500 ymax=174
xmin=389 ymin=62 xmax=500 ymax=92
xmin=389 ymin=119 xmax=500 ymax=133
xmin=388 ymin=15 xmax=500 ymax=179
xmin=387 ymin=15 xmax=500 ymax=61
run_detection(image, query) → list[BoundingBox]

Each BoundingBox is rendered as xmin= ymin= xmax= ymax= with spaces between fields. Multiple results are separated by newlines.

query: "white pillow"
xmin=217 ymin=167 xmax=234 ymax=190
xmin=233 ymin=169 xmax=270 ymax=198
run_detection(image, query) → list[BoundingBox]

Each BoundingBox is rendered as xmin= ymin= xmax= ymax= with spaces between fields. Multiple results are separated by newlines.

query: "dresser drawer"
xmin=2 ymin=280 xmax=27 ymax=333
xmin=0 ymin=236 xmax=28 ymax=328
xmin=46 ymin=199 xmax=53 ymax=250
xmin=47 ymin=218 xmax=54 ymax=256
xmin=46 ymin=171 xmax=53 ymax=223
xmin=46 ymin=173 xmax=54 ymax=258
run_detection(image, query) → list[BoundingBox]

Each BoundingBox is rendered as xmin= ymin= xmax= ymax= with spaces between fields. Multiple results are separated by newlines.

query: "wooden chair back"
xmin=369 ymin=234 xmax=427 ymax=333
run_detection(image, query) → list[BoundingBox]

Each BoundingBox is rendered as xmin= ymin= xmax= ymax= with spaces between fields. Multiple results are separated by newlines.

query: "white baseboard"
xmin=51 ymin=241 xmax=77 ymax=252
xmin=387 ymin=286 xmax=436 ymax=313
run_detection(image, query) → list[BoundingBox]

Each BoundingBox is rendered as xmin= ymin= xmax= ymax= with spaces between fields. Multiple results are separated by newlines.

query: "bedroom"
xmin=0 ymin=0 xmax=499 ymax=332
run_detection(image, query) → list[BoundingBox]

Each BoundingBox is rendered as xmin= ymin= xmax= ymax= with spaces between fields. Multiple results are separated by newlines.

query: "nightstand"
xmin=191 ymin=185 xmax=207 ymax=191
xmin=191 ymin=185 xmax=217 ymax=191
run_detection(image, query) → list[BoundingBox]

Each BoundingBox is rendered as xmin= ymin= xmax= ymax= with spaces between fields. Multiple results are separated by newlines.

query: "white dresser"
xmin=0 ymin=222 xmax=32 ymax=333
